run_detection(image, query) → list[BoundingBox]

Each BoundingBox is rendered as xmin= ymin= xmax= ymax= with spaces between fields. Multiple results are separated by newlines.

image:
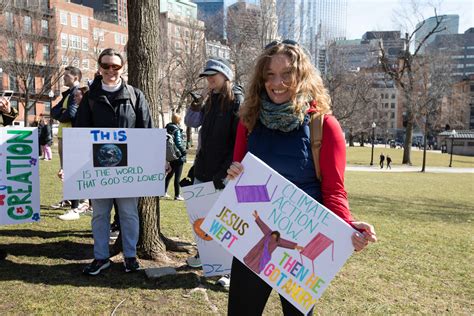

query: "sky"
xmin=346 ymin=0 xmax=474 ymax=39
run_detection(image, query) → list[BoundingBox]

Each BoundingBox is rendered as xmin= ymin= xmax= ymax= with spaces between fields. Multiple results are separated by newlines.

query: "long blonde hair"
xmin=239 ymin=43 xmax=332 ymax=131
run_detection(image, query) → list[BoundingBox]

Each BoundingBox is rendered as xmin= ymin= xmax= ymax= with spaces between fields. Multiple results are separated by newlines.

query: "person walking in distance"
xmin=379 ymin=153 xmax=385 ymax=169
xmin=386 ymin=155 xmax=392 ymax=169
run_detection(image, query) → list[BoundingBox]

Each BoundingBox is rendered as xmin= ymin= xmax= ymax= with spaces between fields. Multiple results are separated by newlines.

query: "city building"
xmin=362 ymin=31 xmax=405 ymax=67
xmin=327 ymin=38 xmax=380 ymax=71
xmin=71 ymin=0 xmax=128 ymax=27
xmin=160 ymin=0 xmax=206 ymax=120
xmin=426 ymin=28 xmax=474 ymax=80
xmin=276 ymin=0 xmax=347 ymax=71
xmin=0 ymin=0 xmax=56 ymax=124
xmin=415 ymin=14 xmax=459 ymax=54
xmin=205 ymin=40 xmax=231 ymax=59
xmin=192 ymin=0 xmax=225 ymax=41
xmin=51 ymin=0 xmax=128 ymax=86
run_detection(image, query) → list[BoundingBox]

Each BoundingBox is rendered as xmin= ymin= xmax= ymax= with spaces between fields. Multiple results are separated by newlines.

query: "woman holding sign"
xmin=184 ymin=57 xmax=243 ymax=286
xmin=76 ymin=48 xmax=153 ymax=276
xmin=226 ymin=40 xmax=377 ymax=315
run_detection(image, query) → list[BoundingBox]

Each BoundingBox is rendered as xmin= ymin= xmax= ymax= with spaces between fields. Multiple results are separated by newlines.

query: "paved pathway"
xmin=346 ymin=165 xmax=474 ymax=173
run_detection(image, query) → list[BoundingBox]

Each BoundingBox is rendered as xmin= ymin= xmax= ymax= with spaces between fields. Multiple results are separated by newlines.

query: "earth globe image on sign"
xmin=95 ymin=144 xmax=123 ymax=167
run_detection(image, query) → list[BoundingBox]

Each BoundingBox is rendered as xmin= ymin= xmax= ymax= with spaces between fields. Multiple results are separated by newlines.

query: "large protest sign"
xmin=63 ymin=128 xmax=166 ymax=199
xmin=201 ymin=153 xmax=356 ymax=314
xmin=182 ymin=182 xmax=233 ymax=277
xmin=0 ymin=128 xmax=40 ymax=225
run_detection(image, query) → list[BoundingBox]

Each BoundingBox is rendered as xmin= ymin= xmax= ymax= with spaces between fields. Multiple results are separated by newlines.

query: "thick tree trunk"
xmin=137 ymin=197 xmax=166 ymax=259
xmin=126 ymin=1 xmax=167 ymax=260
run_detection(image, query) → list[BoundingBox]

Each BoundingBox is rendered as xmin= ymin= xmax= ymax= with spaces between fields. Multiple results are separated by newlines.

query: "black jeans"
xmin=228 ymin=258 xmax=313 ymax=316
xmin=165 ymin=160 xmax=184 ymax=197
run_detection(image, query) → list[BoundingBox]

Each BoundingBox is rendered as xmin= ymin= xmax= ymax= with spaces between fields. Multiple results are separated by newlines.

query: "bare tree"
xmin=226 ymin=2 xmax=263 ymax=86
xmin=0 ymin=2 xmax=64 ymax=126
xmin=379 ymin=6 xmax=446 ymax=164
xmin=325 ymin=44 xmax=380 ymax=146
xmin=411 ymin=53 xmax=454 ymax=171
xmin=166 ymin=18 xmax=206 ymax=114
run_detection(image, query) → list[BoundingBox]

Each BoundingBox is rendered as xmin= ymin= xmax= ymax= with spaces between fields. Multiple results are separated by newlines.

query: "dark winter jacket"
xmin=248 ymin=117 xmax=322 ymax=203
xmin=185 ymin=85 xmax=244 ymax=183
xmin=39 ymin=123 xmax=53 ymax=146
xmin=0 ymin=106 xmax=18 ymax=126
xmin=51 ymin=85 xmax=79 ymax=124
xmin=166 ymin=122 xmax=186 ymax=163
xmin=75 ymin=76 xmax=153 ymax=128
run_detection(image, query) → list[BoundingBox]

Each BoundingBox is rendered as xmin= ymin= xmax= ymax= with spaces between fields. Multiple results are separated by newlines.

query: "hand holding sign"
xmin=351 ymin=221 xmax=377 ymax=251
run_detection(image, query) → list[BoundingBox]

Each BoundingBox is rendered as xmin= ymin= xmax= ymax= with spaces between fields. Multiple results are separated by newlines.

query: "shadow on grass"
xmin=0 ymin=228 xmax=92 ymax=239
xmin=353 ymin=194 xmax=473 ymax=222
xmin=2 ymin=240 xmax=94 ymax=260
xmin=0 ymin=258 xmax=202 ymax=290
xmin=0 ymin=241 xmax=213 ymax=290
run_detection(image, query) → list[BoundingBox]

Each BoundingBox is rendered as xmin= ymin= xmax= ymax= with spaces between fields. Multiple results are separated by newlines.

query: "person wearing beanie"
xmin=184 ymin=57 xmax=244 ymax=287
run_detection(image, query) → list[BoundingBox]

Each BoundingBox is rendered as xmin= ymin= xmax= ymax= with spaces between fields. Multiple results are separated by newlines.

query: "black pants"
xmin=165 ymin=160 xmax=184 ymax=197
xmin=228 ymin=258 xmax=313 ymax=316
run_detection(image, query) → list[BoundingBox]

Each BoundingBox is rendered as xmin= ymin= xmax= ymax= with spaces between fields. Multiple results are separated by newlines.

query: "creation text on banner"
xmin=0 ymin=128 xmax=40 ymax=225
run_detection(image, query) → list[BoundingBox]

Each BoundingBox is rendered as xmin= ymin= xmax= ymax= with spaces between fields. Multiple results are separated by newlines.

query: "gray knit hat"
xmin=199 ymin=57 xmax=234 ymax=81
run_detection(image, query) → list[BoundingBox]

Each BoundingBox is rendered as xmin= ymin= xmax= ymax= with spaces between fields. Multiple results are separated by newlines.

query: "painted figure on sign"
xmin=244 ymin=211 xmax=303 ymax=274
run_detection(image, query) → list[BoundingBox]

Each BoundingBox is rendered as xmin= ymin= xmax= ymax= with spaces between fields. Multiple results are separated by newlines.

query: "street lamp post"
xmin=449 ymin=129 xmax=456 ymax=167
xmin=370 ymin=122 xmax=376 ymax=166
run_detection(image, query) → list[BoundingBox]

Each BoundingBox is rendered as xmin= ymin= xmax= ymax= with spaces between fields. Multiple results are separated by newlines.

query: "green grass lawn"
xmin=0 ymin=146 xmax=472 ymax=314
xmin=346 ymin=146 xmax=474 ymax=168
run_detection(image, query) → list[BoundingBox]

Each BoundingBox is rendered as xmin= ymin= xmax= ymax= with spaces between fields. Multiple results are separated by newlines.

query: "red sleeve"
xmin=233 ymin=120 xmax=248 ymax=162
xmin=320 ymin=115 xmax=354 ymax=224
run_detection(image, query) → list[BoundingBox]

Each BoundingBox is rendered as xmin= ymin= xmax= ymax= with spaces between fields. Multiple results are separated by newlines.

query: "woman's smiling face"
xmin=264 ymin=54 xmax=293 ymax=104
xmin=99 ymin=55 xmax=123 ymax=85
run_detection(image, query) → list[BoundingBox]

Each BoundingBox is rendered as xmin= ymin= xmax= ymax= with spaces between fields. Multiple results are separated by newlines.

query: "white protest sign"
xmin=182 ymin=182 xmax=233 ymax=277
xmin=201 ymin=153 xmax=356 ymax=314
xmin=0 ymin=128 xmax=40 ymax=225
xmin=63 ymin=128 xmax=166 ymax=199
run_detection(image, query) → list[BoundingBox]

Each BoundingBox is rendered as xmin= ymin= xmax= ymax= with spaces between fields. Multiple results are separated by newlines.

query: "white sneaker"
xmin=76 ymin=202 xmax=89 ymax=214
xmin=163 ymin=193 xmax=171 ymax=200
xmin=216 ymin=275 xmax=230 ymax=289
xmin=58 ymin=209 xmax=81 ymax=221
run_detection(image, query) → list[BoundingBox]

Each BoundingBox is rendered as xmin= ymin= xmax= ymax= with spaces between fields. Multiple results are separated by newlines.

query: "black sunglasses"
xmin=264 ymin=39 xmax=299 ymax=50
xmin=99 ymin=63 xmax=123 ymax=71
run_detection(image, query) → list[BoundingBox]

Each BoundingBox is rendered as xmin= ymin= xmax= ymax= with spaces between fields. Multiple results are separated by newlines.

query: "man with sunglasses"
xmin=75 ymin=48 xmax=152 ymax=276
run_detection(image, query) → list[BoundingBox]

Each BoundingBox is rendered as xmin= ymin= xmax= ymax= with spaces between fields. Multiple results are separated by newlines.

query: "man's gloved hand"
xmin=213 ymin=176 xmax=225 ymax=190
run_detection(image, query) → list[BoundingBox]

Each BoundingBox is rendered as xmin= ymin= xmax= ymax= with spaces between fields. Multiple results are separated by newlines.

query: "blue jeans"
xmin=91 ymin=197 xmax=139 ymax=260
